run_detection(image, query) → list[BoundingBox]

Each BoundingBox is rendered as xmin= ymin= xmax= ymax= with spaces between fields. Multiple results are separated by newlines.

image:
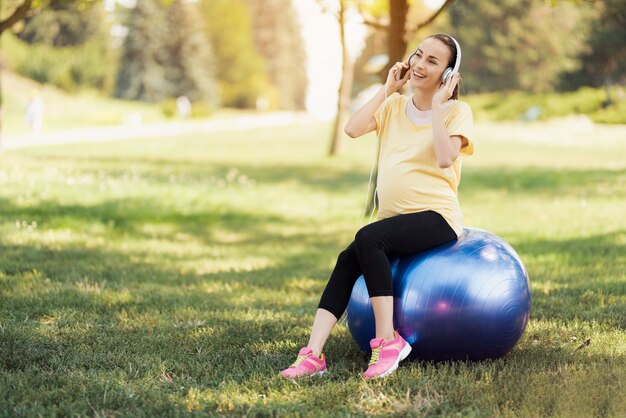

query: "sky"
xmin=291 ymin=0 xmax=364 ymax=120
xmin=292 ymin=0 xmax=445 ymax=119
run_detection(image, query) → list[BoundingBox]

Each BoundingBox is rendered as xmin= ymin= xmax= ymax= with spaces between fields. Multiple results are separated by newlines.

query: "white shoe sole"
xmin=368 ymin=343 xmax=412 ymax=379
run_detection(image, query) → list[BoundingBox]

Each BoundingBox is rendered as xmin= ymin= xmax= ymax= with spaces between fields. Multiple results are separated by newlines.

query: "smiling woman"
xmin=280 ymin=33 xmax=476 ymax=380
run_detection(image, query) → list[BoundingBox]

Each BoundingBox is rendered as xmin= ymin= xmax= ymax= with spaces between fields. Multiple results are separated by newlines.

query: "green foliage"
xmin=465 ymin=87 xmax=626 ymax=123
xmin=190 ymin=101 xmax=214 ymax=118
xmin=159 ymin=98 xmax=212 ymax=119
xmin=2 ymin=31 xmax=117 ymax=93
xmin=0 ymin=121 xmax=625 ymax=415
xmin=115 ymin=0 xmax=218 ymax=105
xmin=163 ymin=0 xmax=219 ymax=106
xmin=16 ymin=0 xmax=106 ymax=46
xmin=198 ymin=0 xmax=269 ymax=108
xmin=114 ymin=0 xmax=169 ymax=102
xmin=561 ymin=0 xmax=626 ymax=89
xmin=446 ymin=0 xmax=597 ymax=93
xmin=2 ymin=0 xmax=116 ymax=93
xmin=589 ymin=100 xmax=626 ymax=124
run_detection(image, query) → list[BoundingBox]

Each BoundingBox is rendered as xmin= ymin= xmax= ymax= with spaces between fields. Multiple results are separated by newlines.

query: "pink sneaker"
xmin=363 ymin=331 xmax=412 ymax=379
xmin=280 ymin=347 xmax=327 ymax=379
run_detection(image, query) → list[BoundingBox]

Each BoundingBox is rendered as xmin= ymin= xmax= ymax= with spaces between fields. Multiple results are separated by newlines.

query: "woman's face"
xmin=407 ymin=37 xmax=452 ymax=90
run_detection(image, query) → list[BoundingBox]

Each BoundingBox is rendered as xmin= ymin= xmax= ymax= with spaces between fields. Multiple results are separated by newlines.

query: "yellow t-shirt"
xmin=373 ymin=93 xmax=474 ymax=237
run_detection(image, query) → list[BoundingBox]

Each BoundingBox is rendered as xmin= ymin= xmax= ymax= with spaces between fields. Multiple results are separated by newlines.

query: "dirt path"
xmin=3 ymin=111 xmax=317 ymax=150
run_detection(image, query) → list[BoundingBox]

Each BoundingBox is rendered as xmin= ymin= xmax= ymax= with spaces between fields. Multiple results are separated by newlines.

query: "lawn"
xmin=0 ymin=119 xmax=625 ymax=416
xmin=1 ymin=71 xmax=259 ymax=138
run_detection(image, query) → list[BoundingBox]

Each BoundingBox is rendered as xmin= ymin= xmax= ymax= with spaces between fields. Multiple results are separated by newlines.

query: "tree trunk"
xmin=328 ymin=0 xmax=354 ymax=156
xmin=382 ymin=0 xmax=409 ymax=79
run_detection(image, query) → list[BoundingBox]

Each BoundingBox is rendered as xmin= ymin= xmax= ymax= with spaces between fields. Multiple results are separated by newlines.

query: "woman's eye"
xmin=429 ymin=60 xmax=436 ymax=65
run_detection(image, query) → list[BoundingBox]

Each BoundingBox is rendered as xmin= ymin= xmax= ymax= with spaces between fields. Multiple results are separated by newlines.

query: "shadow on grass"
xmin=0 ymin=196 xmax=317 ymax=248
xmin=462 ymin=166 xmax=626 ymax=197
xmin=10 ymin=150 xmax=626 ymax=200
xmin=1 ymin=233 xmax=624 ymax=416
xmin=0 ymin=237 xmax=338 ymax=371
xmin=510 ymin=230 xmax=626 ymax=328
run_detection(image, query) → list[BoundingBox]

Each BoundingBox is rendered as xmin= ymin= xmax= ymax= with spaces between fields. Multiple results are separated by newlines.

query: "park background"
xmin=0 ymin=0 xmax=625 ymax=416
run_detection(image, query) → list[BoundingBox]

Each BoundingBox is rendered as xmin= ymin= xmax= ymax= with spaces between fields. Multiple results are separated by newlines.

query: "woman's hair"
xmin=427 ymin=33 xmax=461 ymax=100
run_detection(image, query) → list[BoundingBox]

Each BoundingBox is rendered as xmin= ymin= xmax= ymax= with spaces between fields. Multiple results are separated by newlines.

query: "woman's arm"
xmin=432 ymin=111 xmax=463 ymax=168
xmin=432 ymin=72 xmax=464 ymax=168
xmin=343 ymin=86 xmax=385 ymax=138
xmin=344 ymin=62 xmax=410 ymax=138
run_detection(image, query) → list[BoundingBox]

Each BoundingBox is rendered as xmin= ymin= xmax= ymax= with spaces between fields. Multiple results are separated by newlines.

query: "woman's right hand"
xmin=384 ymin=62 xmax=411 ymax=95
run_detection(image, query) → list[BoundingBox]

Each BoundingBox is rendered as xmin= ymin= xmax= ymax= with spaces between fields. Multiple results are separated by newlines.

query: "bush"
xmin=160 ymin=99 xmax=177 ymax=118
xmin=190 ymin=102 xmax=214 ymax=118
xmin=1 ymin=32 xmax=117 ymax=94
xmin=589 ymin=100 xmax=626 ymax=124
xmin=465 ymin=87 xmax=624 ymax=124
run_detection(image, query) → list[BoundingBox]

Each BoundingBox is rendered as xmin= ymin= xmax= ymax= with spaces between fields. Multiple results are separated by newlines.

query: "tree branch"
xmin=356 ymin=0 xmax=388 ymax=31
xmin=361 ymin=15 xmax=388 ymax=31
xmin=0 ymin=0 xmax=34 ymax=35
xmin=406 ymin=0 xmax=455 ymax=36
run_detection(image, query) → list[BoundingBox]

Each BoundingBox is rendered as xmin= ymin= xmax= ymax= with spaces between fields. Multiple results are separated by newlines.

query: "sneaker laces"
xmin=369 ymin=346 xmax=382 ymax=366
xmin=290 ymin=355 xmax=308 ymax=368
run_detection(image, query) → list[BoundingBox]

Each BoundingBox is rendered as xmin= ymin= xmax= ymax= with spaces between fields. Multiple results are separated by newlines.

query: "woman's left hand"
xmin=433 ymin=72 xmax=461 ymax=107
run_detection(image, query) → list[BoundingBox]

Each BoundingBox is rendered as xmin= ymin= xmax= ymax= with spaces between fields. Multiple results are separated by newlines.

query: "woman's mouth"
xmin=412 ymin=71 xmax=426 ymax=79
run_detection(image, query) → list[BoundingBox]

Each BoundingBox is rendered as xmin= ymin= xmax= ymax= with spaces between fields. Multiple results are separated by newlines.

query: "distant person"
xmin=25 ymin=90 xmax=44 ymax=140
xmin=280 ymin=34 xmax=474 ymax=380
xmin=176 ymin=95 xmax=192 ymax=119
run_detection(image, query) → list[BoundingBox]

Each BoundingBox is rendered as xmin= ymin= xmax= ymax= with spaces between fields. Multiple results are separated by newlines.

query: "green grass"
xmin=1 ymin=71 xmax=168 ymax=137
xmin=0 ymin=121 xmax=625 ymax=416
xmin=1 ymin=71 xmax=255 ymax=137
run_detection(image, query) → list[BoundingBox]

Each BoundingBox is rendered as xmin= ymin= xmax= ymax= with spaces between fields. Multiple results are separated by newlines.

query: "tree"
xmin=0 ymin=0 xmax=36 ymax=36
xmin=317 ymin=0 xmax=358 ymax=156
xmin=245 ymin=0 xmax=308 ymax=110
xmin=163 ymin=0 xmax=218 ymax=106
xmin=199 ymin=0 xmax=268 ymax=108
xmin=114 ymin=0 xmax=169 ymax=102
xmin=114 ymin=0 xmax=217 ymax=104
xmin=445 ymin=0 xmax=595 ymax=92
xmin=17 ymin=0 xmax=104 ymax=46
xmin=562 ymin=0 xmax=626 ymax=90
xmin=6 ymin=0 xmax=116 ymax=93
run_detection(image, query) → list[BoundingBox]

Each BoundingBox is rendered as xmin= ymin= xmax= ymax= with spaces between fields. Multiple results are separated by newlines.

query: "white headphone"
xmin=406 ymin=34 xmax=462 ymax=83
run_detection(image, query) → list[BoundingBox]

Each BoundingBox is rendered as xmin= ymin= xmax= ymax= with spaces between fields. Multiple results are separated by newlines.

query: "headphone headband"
xmin=448 ymin=35 xmax=462 ymax=75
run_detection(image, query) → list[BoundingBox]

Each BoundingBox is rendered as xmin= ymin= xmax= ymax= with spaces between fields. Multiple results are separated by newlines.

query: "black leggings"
xmin=318 ymin=210 xmax=457 ymax=320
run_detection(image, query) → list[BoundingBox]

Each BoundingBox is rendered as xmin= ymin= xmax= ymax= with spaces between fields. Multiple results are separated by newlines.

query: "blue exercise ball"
xmin=346 ymin=228 xmax=531 ymax=361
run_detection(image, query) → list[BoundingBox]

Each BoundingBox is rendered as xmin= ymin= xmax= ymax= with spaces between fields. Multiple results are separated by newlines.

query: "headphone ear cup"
xmin=442 ymin=67 xmax=452 ymax=83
